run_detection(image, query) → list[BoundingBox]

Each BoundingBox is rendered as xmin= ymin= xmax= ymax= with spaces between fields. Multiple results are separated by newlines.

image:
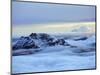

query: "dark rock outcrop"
xmin=12 ymin=33 xmax=70 ymax=50
xmin=74 ymin=37 xmax=88 ymax=41
xmin=29 ymin=33 xmax=38 ymax=39
xmin=12 ymin=36 xmax=39 ymax=50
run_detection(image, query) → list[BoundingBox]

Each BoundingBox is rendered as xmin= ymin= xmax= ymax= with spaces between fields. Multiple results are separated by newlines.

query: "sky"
xmin=12 ymin=1 xmax=96 ymax=25
xmin=12 ymin=1 xmax=96 ymax=37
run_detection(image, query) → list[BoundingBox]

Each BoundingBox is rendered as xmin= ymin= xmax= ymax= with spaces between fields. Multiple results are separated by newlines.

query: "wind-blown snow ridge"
xmin=12 ymin=33 xmax=96 ymax=73
xmin=12 ymin=33 xmax=72 ymax=56
xmin=12 ymin=33 xmax=96 ymax=56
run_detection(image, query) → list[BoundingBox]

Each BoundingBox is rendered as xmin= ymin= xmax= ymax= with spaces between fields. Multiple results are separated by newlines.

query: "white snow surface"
xmin=12 ymin=34 xmax=96 ymax=74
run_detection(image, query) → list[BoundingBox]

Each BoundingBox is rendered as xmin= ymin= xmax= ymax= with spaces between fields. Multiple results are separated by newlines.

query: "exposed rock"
xmin=12 ymin=33 xmax=71 ymax=50
xmin=29 ymin=33 xmax=37 ymax=39
xmin=12 ymin=36 xmax=39 ymax=50
xmin=74 ymin=37 xmax=88 ymax=41
xmin=39 ymin=33 xmax=50 ymax=40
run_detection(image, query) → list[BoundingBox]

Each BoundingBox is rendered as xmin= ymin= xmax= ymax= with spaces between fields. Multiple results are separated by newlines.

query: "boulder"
xmin=12 ymin=36 xmax=39 ymax=50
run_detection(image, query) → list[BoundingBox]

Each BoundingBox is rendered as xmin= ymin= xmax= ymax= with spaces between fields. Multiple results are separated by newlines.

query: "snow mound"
xmin=12 ymin=33 xmax=96 ymax=56
xmin=12 ymin=33 xmax=96 ymax=74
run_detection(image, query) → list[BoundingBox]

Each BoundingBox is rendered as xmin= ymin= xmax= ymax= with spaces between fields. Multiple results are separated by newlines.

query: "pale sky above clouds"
xmin=12 ymin=1 xmax=96 ymax=37
xmin=12 ymin=1 xmax=96 ymax=25
xmin=12 ymin=22 xmax=95 ymax=37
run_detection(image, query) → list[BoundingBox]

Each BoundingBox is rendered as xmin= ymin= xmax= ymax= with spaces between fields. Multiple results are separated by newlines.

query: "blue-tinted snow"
xmin=12 ymin=34 xmax=96 ymax=74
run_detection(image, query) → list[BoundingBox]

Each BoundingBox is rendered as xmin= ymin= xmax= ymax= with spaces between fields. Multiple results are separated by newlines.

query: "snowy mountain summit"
xmin=12 ymin=33 xmax=96 ymax=56
xmin=13 ymin=33 xmax=70 ymax=50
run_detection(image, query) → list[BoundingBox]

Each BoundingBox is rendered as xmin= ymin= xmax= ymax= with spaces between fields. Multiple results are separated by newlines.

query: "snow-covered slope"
xmin=12 ymin=51 xmax=95 ymax=73
xmin=12 ymin=33 xmax=95 ymax=56
xmin=12 ymin=33 xmax=96 ymax=74
xmin=12 ymin=33 xmax=70 ymax=56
